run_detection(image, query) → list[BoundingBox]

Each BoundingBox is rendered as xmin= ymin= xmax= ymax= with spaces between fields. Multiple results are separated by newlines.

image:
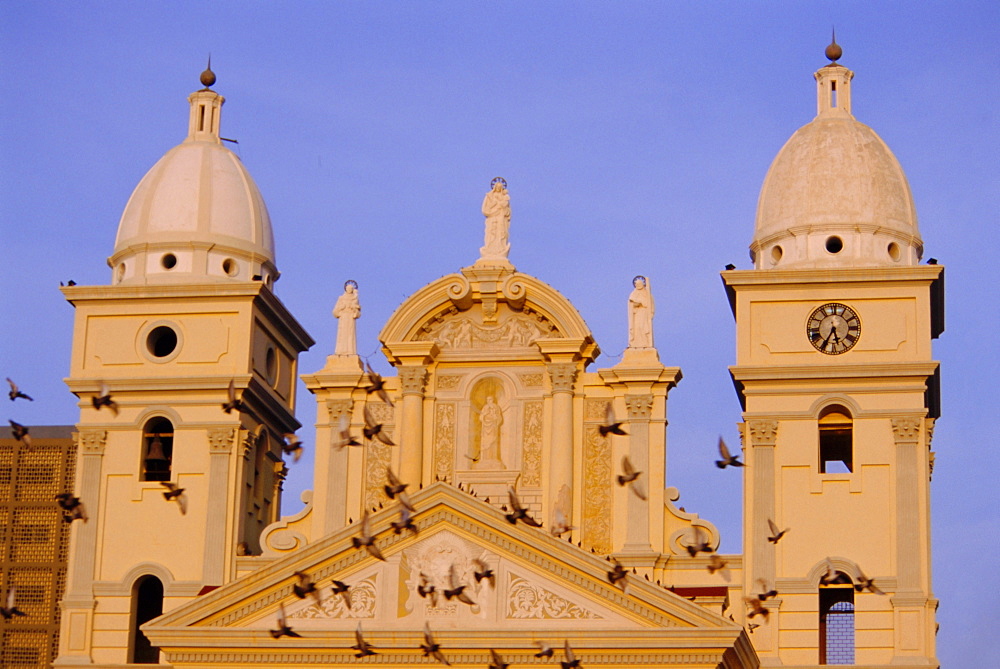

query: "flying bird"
xmin=854 ymin=569 xmax=885 ymax=595
xmin=488 ymin=648 xmax=510 ymax=669
xmin=473 ymin=558 xmax=495 ymax=588
xmin=1 ymin=587 xmax=27 ymax=620
xmin=420 ymin=623 xmax=451 ymax=666
xmin=281 ymin=433 xmax=304 ymax=463
xmin=617 ymin=455 xmax=647 ymax=500
xmin=90 ymin=381 xmax=119 ymax=416
xmin=334 ymin=412 xmax=362 ymax=450
xmin=707 ymin=554 xmax=730 ymax=581
xmin=363 ymin=405 xmax=395 ymax=446
xmin=55 ymin=493 xmax=88 ymax=523
xmin=384 ymin=467 xmax=408 ymax=499
xmin=330 ymin=579 xmax=352 ymax=609
xmin=756 ymin=579 xmax=778 ymax=601
xmin=9 ymin=420 xmax=31 ymax=446
xmin=504 ymin=487 xmax=541 ymax=527
xmin=561 ymin=640 xmax=582 ymax=668
xmin=607 ymin=559 xmax=628 ymax=592
xmin=715 ymin=436 xmax=744 ymax=469
xmin=819 ymin=558 xmax=840 ymax=586
xmin=6 ymin=378 xmax=32 ymax=402
xmin=221 ymin=379 xmax=244 ymax=414
xmin=745 ymin=596 xmax=770 ymax=621
xmin=766 ymin=518 xmax=789 ymax=544
xmin=391 ymin=505 xmax=418 ymax=536
xmin=443 ymin=564 xmax=476 ymax=606
xmin=417 ymin=572 xmax=438 ymax=607
xmin=685 ymin=526 xmax=712 ymax=557
xmin=598 ymin=404 xmax=627 ymax=436
xmin=549 ymin=505 xmax=575 ymax=537
xmin=364 ymin=362 xmax=394 ymax=407
xmin=292 ymin=571 xmax=322 ymax=606
xmin=269 ymin=603 xmax=302 ymax=638
xmin=351 ymin=510 xmax=386 ymax=561
xmin=352 ymin=623 xmax=377 ymax=658
xmin=160 ymin=481 xmax=187 ymax=514
xmin=535 ymin=641 xmax=554 ymax=658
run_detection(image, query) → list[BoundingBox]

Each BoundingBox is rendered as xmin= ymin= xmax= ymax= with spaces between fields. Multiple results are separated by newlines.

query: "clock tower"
xmin=723 ymin=41 xmax=943 ymax=666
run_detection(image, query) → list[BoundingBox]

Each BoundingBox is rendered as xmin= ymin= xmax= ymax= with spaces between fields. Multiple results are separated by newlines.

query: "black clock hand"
xmin=821 ymin=330 xmax=835 ymax=351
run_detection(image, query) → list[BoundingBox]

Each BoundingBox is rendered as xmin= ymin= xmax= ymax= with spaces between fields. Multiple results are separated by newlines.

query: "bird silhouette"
xmin=685 ymin=526 xmax=712 ymax=557
xmin=535 ymin=641 xmax=554 ymax=658
xmin=268 ymin=603 xmax=302 ymax=638
xmin=1 ymin=587 xmax=27 ymax=620
xmin=363 ymin=405 xmax=395 ymax=446
xmin=715 ymin=436 xmax=744 ymax=468
xmin=488 ymin=648 xmax=510 ymax=669
xmin=473 ymin=558 xmax=495 ymax=588
xmin=443 ymin=564 xmax=476 ymax=606
xmin=417 ymin=572 xmax=438 ymax=607
xmin=364 ymin=362 xmax=394 ymax=407
xmin=6 ymin=378 xmax=32 ymax=402
xmin=352 ymin=623 xmax=377 ymax=658
xmin=334 ymin=412 xmax=362 ymax=450
xmin=561 ymin=640 xmax=582 ymax=668
xmin=55 ymin=493 xmax=87 ymax=523
xmin=9 ymin=420 xmax=31 ymax=446
xmin=766 ymin=518 xmax=789 ymax=544
xmin=420 ymin=622 xmax=451 ymax=665
xmin=504 ymin=487 xmax=541 ymax=527
xmin=330 ymin=579 xmax=352 ymax=609
xmin=221 ymin=379 xmax=244 ymax=414
xmin=617 ymin=455 xmax=647 ymax=500
xmin=281 ymin=433 xmax=304 ymax=463
xmin=292 ymin=571 xmax=322 ymax=606
xmin=91 ymin=381 xmax=119 ymax=416
xmin=598 ymin=404 xmax=627 ymax=436
xmin=160 ymin=482 xmax=187 ymax=514
xmin=854 ymin=568 xmax=885 ymax=595
xmin=391 ymin=505 xmax=418 ymax=536
xmin=351 ymin=509 xmax=385 ymax=560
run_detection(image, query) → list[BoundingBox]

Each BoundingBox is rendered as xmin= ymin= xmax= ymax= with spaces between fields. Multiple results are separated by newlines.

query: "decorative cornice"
xmin=624 ymin=394 xmax=654 ymax=420
xmin=731 ymin=361 xmax=940 ymax=382
xmin=547 ymin=363 xmax=578 ymax=393
xmin=721 ymin=263 xmax=943 ymax=287
xmin=325 ymin=399 xmax=354 ymax=423
xmin=747 ymin=420 xmax=778 ymax=447
xmin=77 ymin=429 xmax=107 ymax=455
xmin=398 ymin=367 xmax=428 ymax=395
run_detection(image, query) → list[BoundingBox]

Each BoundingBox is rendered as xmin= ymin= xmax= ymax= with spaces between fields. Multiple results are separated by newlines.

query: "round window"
xmin=147 ymin=326 xmax=178 ymax=358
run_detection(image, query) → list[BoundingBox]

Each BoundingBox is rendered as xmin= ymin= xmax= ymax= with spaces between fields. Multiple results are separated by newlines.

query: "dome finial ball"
xmin=200 ymin=55 xmax=216 ymax=88
xmin=825 ymin=30 xmax=842 ymax=63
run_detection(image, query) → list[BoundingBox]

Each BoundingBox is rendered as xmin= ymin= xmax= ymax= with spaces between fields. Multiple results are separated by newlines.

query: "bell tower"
xmin=55 ymin=67 xmax=313 ymax=667
xmin=724 ymin=41 xmax=942 ymax=666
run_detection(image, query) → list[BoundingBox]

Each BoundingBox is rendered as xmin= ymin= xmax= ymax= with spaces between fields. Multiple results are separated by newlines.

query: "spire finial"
xmin=200 ymin=55 xmax=216 ymax=88
xmin=825 ymin=28 xmax=843 ymax=63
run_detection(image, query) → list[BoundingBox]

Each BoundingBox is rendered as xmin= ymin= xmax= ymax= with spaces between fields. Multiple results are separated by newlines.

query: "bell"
xmin=144 ymin=435 xmax=170 ymax=473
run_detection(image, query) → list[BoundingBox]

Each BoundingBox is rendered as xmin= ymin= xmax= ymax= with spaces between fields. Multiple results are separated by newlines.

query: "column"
xmin=547 ymin=362 xmax=577 ymax=525
xmin=322 ymin=399 xmax=354 ymax=535
xmin=56 ymin=429 xmax=105 ymax=663
xmin=201 ymin=428 xmax=235 ymax=585
xmin=622 ymin=394 xmax=653 ymax=552
xmin=398 ymin=366 xmax=428 ymax=486
xmin=747 ymin=419 xmax=779 ymax=657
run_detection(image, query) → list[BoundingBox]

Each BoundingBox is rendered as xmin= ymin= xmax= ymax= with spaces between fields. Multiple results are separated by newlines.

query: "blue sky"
xmin=2 ymin=2 xmax=997 ymax=665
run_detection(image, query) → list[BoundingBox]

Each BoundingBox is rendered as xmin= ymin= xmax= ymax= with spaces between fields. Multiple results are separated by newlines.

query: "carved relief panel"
xmin=583 ymin=400 xmax=613 ymax=554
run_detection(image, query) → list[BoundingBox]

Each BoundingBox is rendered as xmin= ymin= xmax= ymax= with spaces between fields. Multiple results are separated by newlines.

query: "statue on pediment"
xmin=480 ymin=177 xmax=511 ymax=260
xmin=628 ymin=275 xmax=654 ymax=349
xmin=333 ymin=280 xmax=360 ymax=355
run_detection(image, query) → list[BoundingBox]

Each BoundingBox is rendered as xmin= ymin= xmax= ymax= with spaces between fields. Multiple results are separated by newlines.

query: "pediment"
xmin=378 ymin=266 xmax=598 ymax=360
xmin=146 ymin=484 xmax=751 ymax=666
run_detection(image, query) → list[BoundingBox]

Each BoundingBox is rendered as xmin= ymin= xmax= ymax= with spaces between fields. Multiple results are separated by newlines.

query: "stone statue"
xmin=476 ymin=395 xmax=504 ymax=468
xmin=333 ymin=280 xmax=360 ymax=355
xmin=480 ymin=177 xmax=511 ymax=260
xmin=628 ymin=275 xmax=654 ymax=348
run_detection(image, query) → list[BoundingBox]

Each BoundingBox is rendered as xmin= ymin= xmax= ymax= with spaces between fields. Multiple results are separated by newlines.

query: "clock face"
xmin=807 ymin=303 xmax=861 ymax=355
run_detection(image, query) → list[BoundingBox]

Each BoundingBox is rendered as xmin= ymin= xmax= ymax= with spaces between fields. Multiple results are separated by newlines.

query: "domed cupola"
xmin=108 ymin=66 xmax=278 ymax=286
xmin=751 ymin=39 xmax=923 ymax=269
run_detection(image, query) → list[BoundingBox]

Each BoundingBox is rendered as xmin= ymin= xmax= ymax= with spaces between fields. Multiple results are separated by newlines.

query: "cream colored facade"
xmin=54 ymin=45 xmax=941 ymax=668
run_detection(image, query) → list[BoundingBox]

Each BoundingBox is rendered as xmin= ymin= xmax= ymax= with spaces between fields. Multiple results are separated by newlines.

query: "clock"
xmin=806 ymin=303 xmax=861 ymax=355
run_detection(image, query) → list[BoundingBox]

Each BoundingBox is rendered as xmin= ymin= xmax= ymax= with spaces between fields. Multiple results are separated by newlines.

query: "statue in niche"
xmin=480 ymin=177 xmax=511 ymax=260
xmin=469 ymin=379 xmax=506 ymax=469
xmin=333 ymin=280 xmax=360 ymax=355
xmin=627 ymin=275 xmax=654 ymax=349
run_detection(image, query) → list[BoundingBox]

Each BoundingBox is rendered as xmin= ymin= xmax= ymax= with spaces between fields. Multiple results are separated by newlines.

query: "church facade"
xmin=47 ymin=42 xmax=941 ymax=668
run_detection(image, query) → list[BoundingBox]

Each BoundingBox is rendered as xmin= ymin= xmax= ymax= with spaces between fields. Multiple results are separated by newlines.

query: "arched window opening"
xmin=243 ymin=432 xmax=278 ymax=552
xmin=820 ymin=584 xmax=855 ymax=665
xmin=819 ymin=406 xmax=853 ymax=473
xmin=142 ymin=418 xmax=174 ymax=482
xmin=130 ymin=575 xmax=164 ymax=663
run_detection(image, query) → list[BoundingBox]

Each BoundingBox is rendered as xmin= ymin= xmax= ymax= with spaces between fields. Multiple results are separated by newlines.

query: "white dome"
xmin=108 ymin=85 xmax=278 ymax=286
xmin=751 ymin=60 xmax=923 ymax=269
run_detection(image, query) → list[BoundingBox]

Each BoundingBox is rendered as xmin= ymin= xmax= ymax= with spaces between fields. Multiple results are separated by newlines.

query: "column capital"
xmin=625 ymin=394 xmax=654 ymax=420
xmin=747 ymin=420 xmax=779 ymax=447
xmin=398 ymin=366 xmax=428 ymax=395
xmin=207 ymin=427 xmax=236 ymax=454
xmin=547 ymin=362 xmax=578 ymax=393
xmin=891 ymin=417 xmax=922 ymax=444
xmin=77 ymin=429 xmax=107 ymax=455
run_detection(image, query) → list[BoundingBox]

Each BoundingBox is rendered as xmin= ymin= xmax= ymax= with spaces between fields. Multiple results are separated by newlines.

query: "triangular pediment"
xmin=146 ymin=484 xmax=752 ymax=666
